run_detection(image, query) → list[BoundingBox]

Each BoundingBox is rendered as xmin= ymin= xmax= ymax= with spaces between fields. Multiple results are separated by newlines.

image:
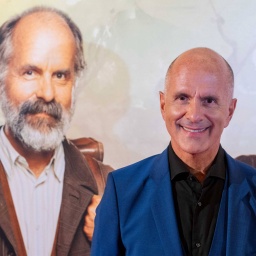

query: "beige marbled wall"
xmin=1 ymin=0 xmax=256 ymax=169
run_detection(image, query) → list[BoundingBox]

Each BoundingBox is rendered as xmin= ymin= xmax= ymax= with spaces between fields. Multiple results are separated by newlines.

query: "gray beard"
xmin=10 ymin=110 xmax=72 ymax=152
xmin=0 ymin=91 xmax=74 ymax=152
xmin=14 ymin=122 xmax=67 ymax=152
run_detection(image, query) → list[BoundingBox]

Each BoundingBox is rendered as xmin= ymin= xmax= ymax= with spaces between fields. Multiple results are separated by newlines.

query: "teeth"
xmin=183 ymin=127 xmax=206 ymax=133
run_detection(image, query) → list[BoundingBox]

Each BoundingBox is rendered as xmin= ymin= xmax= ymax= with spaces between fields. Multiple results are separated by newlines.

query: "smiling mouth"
xmin=182 ymin=126 xmax=208 ymax=133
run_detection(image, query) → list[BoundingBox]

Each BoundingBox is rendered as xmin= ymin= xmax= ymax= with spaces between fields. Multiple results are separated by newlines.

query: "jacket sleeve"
xmin=91 ymin=173 xmax=125 ymax=256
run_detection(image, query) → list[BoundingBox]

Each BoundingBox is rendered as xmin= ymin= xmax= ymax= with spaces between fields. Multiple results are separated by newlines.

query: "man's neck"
xmin=185 ymin=159 xmax=213 ymax=183
xmin=172 ymin=144 xmax=219 ymax=183
xmin=4 ymin=126 xmax=54 ymax=178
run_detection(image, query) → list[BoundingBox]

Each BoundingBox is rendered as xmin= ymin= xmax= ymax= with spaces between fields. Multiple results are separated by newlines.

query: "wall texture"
xmin=1 ymin=0 xmax=255 ymax=169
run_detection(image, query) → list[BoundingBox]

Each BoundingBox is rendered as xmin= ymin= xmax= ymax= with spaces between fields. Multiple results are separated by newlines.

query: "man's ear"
xmin=225 ymin=98 xmax=237 ymax=127
xmin=159 ymin=91 xmax=166 ymax=121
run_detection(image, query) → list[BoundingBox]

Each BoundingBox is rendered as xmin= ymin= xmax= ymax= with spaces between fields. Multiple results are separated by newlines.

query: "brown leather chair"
xmin=235 ymin=154 xmax=256 ymax=168
xmin=70 ymin=137 xmax=104 ymax=162
xmin=70 ymin=137 xmax=113 ymax=194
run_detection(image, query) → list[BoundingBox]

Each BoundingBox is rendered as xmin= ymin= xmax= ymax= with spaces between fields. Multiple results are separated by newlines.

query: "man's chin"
xmin=180 ymin=143 xmax=207 ymax=154
xmin=172 ymin=140 xmax=208 ymax=157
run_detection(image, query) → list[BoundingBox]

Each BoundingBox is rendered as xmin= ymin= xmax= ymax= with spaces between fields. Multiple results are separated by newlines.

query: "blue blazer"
xmin=91 ymin=148 xmax=256 ymax=256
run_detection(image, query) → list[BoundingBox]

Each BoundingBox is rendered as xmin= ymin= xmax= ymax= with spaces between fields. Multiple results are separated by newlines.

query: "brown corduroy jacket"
xmin=0 ymin=138 xmax=111 ymax=256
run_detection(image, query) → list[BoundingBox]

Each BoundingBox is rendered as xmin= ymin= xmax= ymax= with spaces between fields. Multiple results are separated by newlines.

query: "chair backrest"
xmin=235 ymin=154 xmax=256 ymax=168
xmin=70 ymin=137 xmax=113 ymax=194
xmin=70 ymin=137 xmax=104 ymax=161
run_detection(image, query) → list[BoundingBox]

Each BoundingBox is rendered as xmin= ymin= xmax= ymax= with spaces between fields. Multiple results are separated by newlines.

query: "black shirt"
xmin=168 ymin=144 xmax=226 ymax=256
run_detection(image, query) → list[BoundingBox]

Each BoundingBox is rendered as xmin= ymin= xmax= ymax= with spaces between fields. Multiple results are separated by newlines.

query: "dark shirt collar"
xmin=168 ymin=142 xmax=226 ymax=181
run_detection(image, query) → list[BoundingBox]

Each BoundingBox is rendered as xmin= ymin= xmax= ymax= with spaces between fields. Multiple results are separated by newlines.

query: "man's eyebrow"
xmin=173 ymin=92 xmax=190 ymax=98
xmin=54 ymin=69 xmax=71 ymax=74
xmin=200 ymin=95 xmax=219 ymax=101
xmin=19 ymin=64 xmax=41 ymax=73
xmin=53 ymin=69 xmax=72 ymax=78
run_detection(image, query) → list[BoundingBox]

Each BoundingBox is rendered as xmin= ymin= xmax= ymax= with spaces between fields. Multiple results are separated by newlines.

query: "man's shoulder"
xmin=227 ymin=153 xmax=256 ymax=173
xmin=62 ymin=138 xmax=90 ymax=173
xmin=61 ymin=138 xmax=98 ymax=191
xmin=112 ymin=149 xmax=168 ymax=181
xmin=62 ymin=138 xmax=83 ymax=156
xmin=226 ymin=152 xmax=256 ymax=184
xmin=62 ymin=138 xmax=113 ymax=194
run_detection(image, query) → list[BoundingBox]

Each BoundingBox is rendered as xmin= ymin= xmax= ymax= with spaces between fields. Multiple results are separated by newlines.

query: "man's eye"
xmin=179 ymin=96 xmax=187 ymax=101
xmin=56 ymin=72 xmax=65 ymax=79
xmin=25 ymin=70 xmax=33 ymax=75
xmin=205 ymin=98 xmax=215 ymax=104
xmin=23 ymin=70 xmax=36 ymax=79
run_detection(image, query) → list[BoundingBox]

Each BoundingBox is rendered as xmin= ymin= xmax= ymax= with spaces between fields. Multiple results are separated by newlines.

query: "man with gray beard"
xmin=0 ymin=6 xmax=110 ymax=256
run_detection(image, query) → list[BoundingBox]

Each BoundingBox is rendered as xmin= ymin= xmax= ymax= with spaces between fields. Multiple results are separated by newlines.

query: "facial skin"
xmin=3 ymin=12 xmax=76 ymax=152
xmin=160 ymin=48 xmax=237 ymax=174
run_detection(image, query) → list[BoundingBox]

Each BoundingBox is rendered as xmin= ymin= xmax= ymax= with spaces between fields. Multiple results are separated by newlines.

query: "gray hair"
xmin=0 ymin=6 xmax=86 ymax=91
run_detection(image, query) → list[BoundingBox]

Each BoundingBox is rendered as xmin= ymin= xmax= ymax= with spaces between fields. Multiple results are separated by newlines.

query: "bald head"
xmin=12 ymin=11 xmax=77 ymax=64
xmin=160 ymin=47 xmax=237 ymax=163
xmin=13 ymin=11 xmax=75 ymax=41
xmin=165 ymin=48 xmax=234 ymax=99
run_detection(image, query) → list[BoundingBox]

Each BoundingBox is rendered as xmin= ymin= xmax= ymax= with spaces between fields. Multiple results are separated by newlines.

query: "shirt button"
xmin=196 ymin=242 xmax=201 ymax=248
xmin=197 ymin=201 xmax=202 ymax=207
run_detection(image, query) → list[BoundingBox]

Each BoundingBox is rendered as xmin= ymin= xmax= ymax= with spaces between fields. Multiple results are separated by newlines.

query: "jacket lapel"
xmin=0 ymin=161 xmax=27 ymax=255
xmin=56 ymin=140 xmax=98 ymax=255
xmin=225 ymin=155 xmax=256 ymax=255
xmin=0 ymin=126 xmax=18 ymax=252
xmin=210 ymin=153 xmax=256 ymax=256
xmin=150 ymin=149 xmax=184 ymax=256
xmin=0 ymin=185 xmax=19 ymax=253
xmin=208 ymin=169 xmax=228 ymax=256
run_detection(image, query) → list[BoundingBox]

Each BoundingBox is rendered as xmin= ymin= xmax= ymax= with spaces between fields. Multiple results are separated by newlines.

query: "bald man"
xmin=91 ymin=48 xmax=256 ymax=256
xmin=0 ymin=6 xmax=111 ymax=256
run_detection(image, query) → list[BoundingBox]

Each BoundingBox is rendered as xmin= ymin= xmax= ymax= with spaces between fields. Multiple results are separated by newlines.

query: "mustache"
xmin=19 ymin=99 xmax=62 ymax=120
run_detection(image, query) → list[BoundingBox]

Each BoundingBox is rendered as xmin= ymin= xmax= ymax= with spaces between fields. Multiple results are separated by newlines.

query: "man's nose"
xmin=36 ymin=76 xmax=55 ymax=102
xmin=186 ymin=100 xmax=203 ymax=122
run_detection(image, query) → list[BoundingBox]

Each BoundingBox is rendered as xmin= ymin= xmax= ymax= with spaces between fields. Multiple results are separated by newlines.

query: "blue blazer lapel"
xmin=150 ymin=149 xmax=184 ymax=256
xmin=210 ymin=153 xmax=256 ymax=256
xmin=225 ymin=155 xmax=256 ymax=255
xmin=208 ymin=169 xmax=228 ymax=256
